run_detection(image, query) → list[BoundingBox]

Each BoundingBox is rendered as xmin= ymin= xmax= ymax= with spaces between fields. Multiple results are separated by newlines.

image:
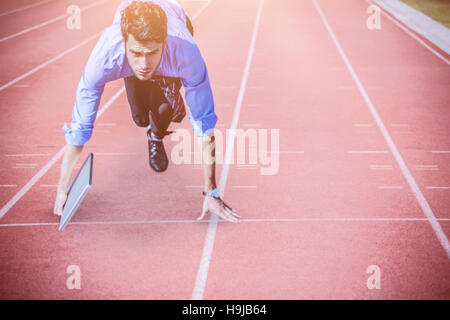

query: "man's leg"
xmin=123 ymin=76 xmax=173 ymax=172
xmin=123 ymin=76 xmax=151 ymax=127
xmin=148 ymin=99 xmax=173 ymax=140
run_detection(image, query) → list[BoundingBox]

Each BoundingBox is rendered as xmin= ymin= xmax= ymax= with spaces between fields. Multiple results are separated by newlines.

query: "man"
xmin=53 ymin=0 xmax=240 ymax=223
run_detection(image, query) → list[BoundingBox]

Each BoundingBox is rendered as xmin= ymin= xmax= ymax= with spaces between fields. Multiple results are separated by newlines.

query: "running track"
xmin=0 ymin=0 xmax=449 ymax=299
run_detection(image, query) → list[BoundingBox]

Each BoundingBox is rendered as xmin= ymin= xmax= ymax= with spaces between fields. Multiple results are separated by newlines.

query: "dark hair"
xmin=121 ymin=1 xmax=167 ymax=44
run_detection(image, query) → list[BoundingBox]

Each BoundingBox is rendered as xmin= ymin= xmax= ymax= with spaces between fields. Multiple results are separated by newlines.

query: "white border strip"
xmin=372 ymin=0 xmax=450 ymax=54
xmin=191 ymin=0 xmax=265 ymax=300
xmin=312 ymin=0 xmax=450 ymax=258
xmin=365 ymin=0 xmax=449 ymax=64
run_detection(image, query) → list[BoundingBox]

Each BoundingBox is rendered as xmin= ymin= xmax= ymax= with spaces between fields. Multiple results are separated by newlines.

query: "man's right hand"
xmin=54 ymin=190 xmax=68 ymax=216
xmin=53 ymin=144 xmax=84 ymax=216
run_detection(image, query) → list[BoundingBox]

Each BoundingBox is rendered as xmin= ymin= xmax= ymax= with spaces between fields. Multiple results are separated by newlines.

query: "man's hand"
xmin=197 ymin=196 xmax=241 ymax=223
xmin=54 ymin=190 xmax=68 ymax=216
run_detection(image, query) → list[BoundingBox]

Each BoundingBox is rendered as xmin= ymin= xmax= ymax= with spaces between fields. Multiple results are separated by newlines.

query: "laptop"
xmin=59 ymin=152 xmax=93 ymax=231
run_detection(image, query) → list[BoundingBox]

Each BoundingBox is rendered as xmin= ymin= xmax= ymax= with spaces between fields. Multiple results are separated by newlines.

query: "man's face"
xmin=125 ymin=34 xmax=166 ymax=81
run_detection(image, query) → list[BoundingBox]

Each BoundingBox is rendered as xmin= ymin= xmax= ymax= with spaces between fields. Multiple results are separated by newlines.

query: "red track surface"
xmin=0 ymin=0 xmax=449 ymax=299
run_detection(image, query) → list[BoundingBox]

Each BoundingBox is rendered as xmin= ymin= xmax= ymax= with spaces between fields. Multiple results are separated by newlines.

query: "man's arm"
xmin=201 ymin=133 xmax=216 ymax=192
xmin=54 ymin=144 xmax=84 ymax=215
xmin=55 ymin=26 xmax=120 ymax=215
xmin=197 ymin=132 xmax=240 ymax=222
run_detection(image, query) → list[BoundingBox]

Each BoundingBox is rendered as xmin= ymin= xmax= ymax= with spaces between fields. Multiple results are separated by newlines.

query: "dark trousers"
xmin=123 ymin=76 xmax=173 ymax=139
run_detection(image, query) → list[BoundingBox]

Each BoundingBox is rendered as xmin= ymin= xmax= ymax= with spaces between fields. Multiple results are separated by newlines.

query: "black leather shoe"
xmin=147 ymin=131 xmax=169 ymax=172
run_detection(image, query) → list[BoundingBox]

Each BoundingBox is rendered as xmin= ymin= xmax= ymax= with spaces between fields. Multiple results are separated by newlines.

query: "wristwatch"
xmin=202 ymin=188 xmax=221 ymax=199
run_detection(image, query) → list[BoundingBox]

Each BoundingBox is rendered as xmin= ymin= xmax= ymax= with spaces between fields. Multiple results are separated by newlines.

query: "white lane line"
xmin=377 ymin=186 xmax=403 ymax=189
xmin=0 ymin=0 xmax=52 ymax=17
xmin=192 ymin=0 xmax=265 ymax=301
xmin=40 ymin=184 xmax=57 ymax=187
xmin=185 ymin=185 xmax=203 ymax=188
xmin=0 ymin=88 xmax=124 ymax=220
xmin=365 ymin=0 xmax=449 ymax=65
xmin=5 ymin=153 xmax=51 ymax=157
xmin=246 ymin=103 xmax=263 ymax=107
xmin=13 ymin=84 xmax=30 ymax=87
xmin=348 ymin=150 xmax=388 ymax=154
xmin=353 ymin=124 xmax=373 ymax=127
xmin=0 ymin=0 xmax=108 ymax=43
xmin=432 ymin=151 xmax=450 ymax=154
xmin=313 ymin=0 xmax=450 ymax=258
xmin=0 ymin=185 xmax=17 ymax=188
xmin=191 ymin=0 xmax=213 ymax=20
xmin=2 ymin=217 xmax=450 ymax=228
xmin=426 ymin=186 xmax=450 ymax=190
xmin=0 ymin=31 xmax=103 ymax=92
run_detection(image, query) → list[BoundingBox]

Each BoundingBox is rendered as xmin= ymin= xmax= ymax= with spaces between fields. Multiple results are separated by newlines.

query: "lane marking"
xmin=432 ymin=151 xmax=450 ymax=154
xmin=313 ymin=0 xmax=450 ymax=258
xmin=348 ymin=150 xmax=388 ymax=154
xmin=40 ymin=184 xmax=57 ymax=187
xmin=377 ymin=186 xmax=402 ymax=189
xmin=0 ymin=0 xmax=109 ymax=43
xmin=0 ymin=31 xmax=104 ymax=92
xmin=2 ymin=217 xmax=450 ymax=228
xmin=426 ymin=186 xmax=450 ymax=190
xmin=0 ymin=0 xmax=52 ymax=17
xmin=192 ymin=0 xmax=265 ymax=300
xmin=6 ymin=153 xmax=51 ymax=157
xmin=415 ymin=164 xmax=438 ymax=171
xmin=0 ymin=185 xmax=17 ymax=188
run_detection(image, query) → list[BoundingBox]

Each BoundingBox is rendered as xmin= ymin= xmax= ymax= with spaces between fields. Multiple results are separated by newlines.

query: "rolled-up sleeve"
xmin=62 ymin=28 xmax=117 ymax=146
xmin=179 ymin=43 xmax=217 ymax=136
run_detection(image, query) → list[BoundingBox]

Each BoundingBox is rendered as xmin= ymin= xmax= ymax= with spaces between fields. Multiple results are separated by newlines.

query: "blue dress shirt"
xmin=62 ymin=0 xmax=217 ymax=146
